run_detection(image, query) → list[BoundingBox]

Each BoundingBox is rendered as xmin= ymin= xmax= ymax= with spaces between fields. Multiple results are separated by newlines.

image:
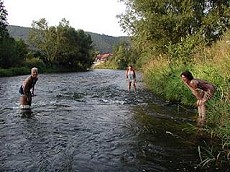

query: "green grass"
xmin=141 ymin=30 xmax=230 ymax=168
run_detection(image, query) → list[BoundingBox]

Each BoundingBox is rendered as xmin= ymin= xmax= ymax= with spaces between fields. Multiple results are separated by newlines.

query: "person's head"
xmin=181 ymin=71 xmax=193 ymax=82
xmin=128 ymin=65 xmax=133 ymax=70
xmin=31 ymin=67 xmax=38 ymax=78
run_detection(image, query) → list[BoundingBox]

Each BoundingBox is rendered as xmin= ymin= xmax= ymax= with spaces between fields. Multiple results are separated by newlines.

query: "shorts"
xmin=19 ymin=85 xmax=24 ymax=94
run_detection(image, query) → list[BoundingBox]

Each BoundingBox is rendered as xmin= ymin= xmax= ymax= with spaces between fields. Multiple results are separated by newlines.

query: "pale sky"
xmin=4 ymin=0 xmax=128 ymax=37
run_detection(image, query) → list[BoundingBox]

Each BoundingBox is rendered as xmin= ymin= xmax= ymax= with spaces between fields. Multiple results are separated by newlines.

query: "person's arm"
xmin=126 ymin=70 xmax=128 ymax=78
xmin=182 ymin=79 xmax=196 ymax=92
xmin=32 ymin=86 xmax=35 ymax=96
xmin=189 ymin=80 xmax=209 ymax=107
xmin=31 ymin=78 xmax=38 ymax=96
xmin=23 ymin=77 xmax=32 ymax=98
xmin=189 ymin=80 xmax=204 ymax=100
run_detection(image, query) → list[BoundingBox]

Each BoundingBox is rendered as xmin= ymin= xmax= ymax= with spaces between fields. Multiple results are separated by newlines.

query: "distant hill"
xmin=7 ymin=25 xmax=130 ymax=53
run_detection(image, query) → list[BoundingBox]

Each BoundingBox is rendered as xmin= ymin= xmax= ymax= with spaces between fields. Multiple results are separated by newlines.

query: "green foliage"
xmin=142 ymin=27 xmax=230 ymax=167
xmin=25 ymin=57 xmax=46 ymax=72
xmin=98 ymin=41 xmax=141 ymax=70
xmin=0 ymin=37 xmax=27 ymax=68
xmin=29 ymin=18 xmax=59 ymax=66
xmin=7 ymin=25 xmax=129 ymax=54
xmin=112 ymin=42 xmax=130 ymax=69
xmin=143 ymin=57 xmax=196 ymax=104
xmin=166 ymin=35 xmax=204 ymax=65
xmin=118 ymin=0 xmax=230 ymax=65
xmin=0 ymin=0 xmax=9 ymax=39
xmin=29 ymin=18 xmax=95 ymax=70
xmin=0 ymin=1 xmax=28 ymax=69
xmin=0 ymin=67 xmax=29 ymax=77
xmin=15 ymin=39 xmax=28 ymax=60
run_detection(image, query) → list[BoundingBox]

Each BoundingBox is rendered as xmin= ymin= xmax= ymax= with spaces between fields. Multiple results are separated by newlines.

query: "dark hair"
xmin=180 ymin=71 xmax=194 ymax=80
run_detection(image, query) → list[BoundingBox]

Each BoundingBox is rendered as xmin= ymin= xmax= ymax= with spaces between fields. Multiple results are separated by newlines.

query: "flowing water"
xmin=0 ymin=69 xmax=221 ymax=171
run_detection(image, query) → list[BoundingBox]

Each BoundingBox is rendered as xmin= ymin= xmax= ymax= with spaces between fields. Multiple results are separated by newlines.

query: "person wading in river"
xmin=126 ymin=65 xmax=136 ymax=92
xmin=19 ymin=67 xmax=38 ymax=107
xmin=180 ymin=71 xmax=215 ymax=125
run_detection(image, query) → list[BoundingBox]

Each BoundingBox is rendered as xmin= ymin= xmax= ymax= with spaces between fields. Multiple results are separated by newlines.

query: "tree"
xmin=0 ymin=0 xmax=8 ymax=39
xmin=112 ymin=42 xmax=130 ymax=69
xmin=15 ymin=39 xmax=28 ymax=65
xmin=0 ymin=0 xmax=27 ymax=68
xmin=29 ymin=18 xmax=95 ymax=70
xmin=56 ymin=27 xmax=94 ymax=69
xmin=0 ymin=37 xmax=27 ymax=68
xmin=119 ymin=0 xmax=230 ymax=54
xmin=29 ymin=18 xmax=60 ymax=66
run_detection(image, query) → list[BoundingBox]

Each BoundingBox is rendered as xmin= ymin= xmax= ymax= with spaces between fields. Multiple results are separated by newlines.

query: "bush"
xmin=25 ymin=57 xmax=46 ymax=73
xmin=142 ymin=29 xmax=230 ymax=168
xmin=0 ymin=67 xmax=29 ymax=77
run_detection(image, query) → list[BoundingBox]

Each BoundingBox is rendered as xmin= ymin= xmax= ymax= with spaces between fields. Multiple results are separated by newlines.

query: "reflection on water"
xmin=20 ymin=109 xmax=34 ymax=118
xmin=0 ymin=69 xmax=223 ymax=171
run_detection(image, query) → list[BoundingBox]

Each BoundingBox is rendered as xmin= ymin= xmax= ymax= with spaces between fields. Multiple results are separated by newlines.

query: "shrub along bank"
xmin=142 ymin=31 xmax=230 ymax=168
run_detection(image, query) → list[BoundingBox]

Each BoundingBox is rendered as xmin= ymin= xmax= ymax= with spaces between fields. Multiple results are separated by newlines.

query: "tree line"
xmin=119 ymin=0 xmax=229 ymax=55
xmin=107 ymin=0 xmax=229 ymax=69
xmin=0 ymin=0 xmax=95 ymax=75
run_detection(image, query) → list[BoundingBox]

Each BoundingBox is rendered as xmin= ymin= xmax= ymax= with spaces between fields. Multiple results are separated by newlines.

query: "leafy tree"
xmin=74 ymin=29 xmax=95 ymax=68
xmin=29 ymin=18 xmax=95 ymax=70
xmin=0 ymin=37 xmax=27 ymax=68
xmin=119 ymin=0 xmax=230 ymax=54
xmin=29 ymin=18 xmax=59 ymax=66
xmin=110 ymin=42 xmax=132 ymax=69
xmin=0 ymin=0 xmax=8 ymax=39
xmin=56 ymin=26 xmax=94 ymax=69
xmin=0 ymin=0 xmax=28 ymax=68
xmin=15 ymin=39 xmax=28 ymax=65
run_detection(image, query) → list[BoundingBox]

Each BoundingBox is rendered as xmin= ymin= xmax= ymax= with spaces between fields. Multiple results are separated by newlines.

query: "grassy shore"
xmin=142 ymin=30 xmax=230 ymax=168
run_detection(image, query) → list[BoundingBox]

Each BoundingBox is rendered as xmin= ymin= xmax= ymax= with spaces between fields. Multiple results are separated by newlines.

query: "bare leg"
xmin=27 ymin=96 xmax=32 ymax=106
xmin=133 ymin=82 xmax=136 ymax=92
xmin=198 ymin=105 xmax=202 ymax=118
xmin=128 ymin=82 xmax=131 ymax=92
xmin=200 ymin=104 xmax=206 ymax=119
xmin=197 ymin=104 xmax=206 ymax=127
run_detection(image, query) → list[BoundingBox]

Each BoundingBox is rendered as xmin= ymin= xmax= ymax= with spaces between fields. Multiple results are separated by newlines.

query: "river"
xmin=0 ymin=69 xmax=219 ymax=171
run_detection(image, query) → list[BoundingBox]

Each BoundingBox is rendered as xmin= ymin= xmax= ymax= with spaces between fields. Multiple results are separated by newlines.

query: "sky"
xmin=4 ymin=0 xmax=128 ymax=37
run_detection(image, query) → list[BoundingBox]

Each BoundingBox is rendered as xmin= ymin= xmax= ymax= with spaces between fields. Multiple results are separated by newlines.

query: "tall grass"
xmin=142 ymin=30 xmax=230 ymax=168
xmin=142 ymin=55 xmax=196 ymax=104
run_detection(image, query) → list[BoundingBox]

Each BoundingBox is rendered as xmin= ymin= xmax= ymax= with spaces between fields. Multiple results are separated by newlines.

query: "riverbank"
xmin=0 ymin=67 xmax=30 ymax=77
xmin=141 ymin=37 xmax=230 ymax=168
xmin=0 ymin=66 xmax=89 ymax=77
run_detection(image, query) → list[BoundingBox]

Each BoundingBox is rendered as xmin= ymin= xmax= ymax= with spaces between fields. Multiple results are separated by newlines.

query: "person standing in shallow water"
xmin=180 ymin=71 xmax=215 ymax=125
xmin=126 ymin=65 xmax=136 ymax=92
xmin=19 ymin=67 xmax=38 ymax=106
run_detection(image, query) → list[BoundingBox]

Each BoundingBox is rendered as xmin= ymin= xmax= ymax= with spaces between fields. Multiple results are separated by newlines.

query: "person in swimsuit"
xmin=180 ymin=71 xmax=215 ymax=124
xmin=126 ymin=65 xmax=136 ymax=92
xmin=19 ymin=67 xmax=38 ymax=106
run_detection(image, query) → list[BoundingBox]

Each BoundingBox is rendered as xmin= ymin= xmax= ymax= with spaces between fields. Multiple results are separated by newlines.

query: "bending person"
xmin=19 ymin=67 xmax=38 ymax=106
xmin=180 ymin=71 xmax=215 ymax=121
